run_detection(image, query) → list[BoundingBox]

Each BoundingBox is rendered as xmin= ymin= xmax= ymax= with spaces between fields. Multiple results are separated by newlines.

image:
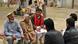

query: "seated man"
xmin=20 ymin=15 xmax=36 ymax=44
xmin=62 ymin=13 xmax=77 ymax=35
xmin=63 ymin=18 xmax=78 ymax=44
xmin=4 ymin=12 xmax=23 ymax=44
xmin=34 ymin=8 xmax=47 ymax=44
xmin=44 ymin=18 xmax=64 ymax=44
xmin=34 ymin=8 xmax=44 ymax=27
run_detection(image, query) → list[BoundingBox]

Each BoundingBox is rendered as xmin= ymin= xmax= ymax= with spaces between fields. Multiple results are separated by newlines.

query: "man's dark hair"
xmin=34 ymin=1 xmax=37 ymax=3
xmin=36 ymin=7 xmax=42 ymax=12
xmin=66 ymin=18 xmax=75 ymax=30
xmin=44 ymin=18 xmax=55 ymax=31
xmin=70 ymin=13 xmax=77 ymax=21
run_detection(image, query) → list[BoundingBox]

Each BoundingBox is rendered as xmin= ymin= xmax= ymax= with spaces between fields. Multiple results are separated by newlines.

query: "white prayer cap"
xmin=23 ymin=14 xmax=29 ymax=19
xmin=7 ymin=11 xmax=15 ymax=18
xmin=7 ymin=11 xmax=13 ymax=16
xmin=24 ymin=14 xmax=29 ymax=17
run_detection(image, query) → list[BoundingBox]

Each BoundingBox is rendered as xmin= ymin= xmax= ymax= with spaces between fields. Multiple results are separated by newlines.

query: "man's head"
xmin=36 ymin=8 xmax=42 ymax=14
xmin=66 ymin=18 xmax=75 ymax=30
xmin=34 ymin=1 xmax=37 ymax=6
xmin=44 ymin=18 xmax=55 ymax=31
xmin=70 ymin=13 xmax=77 ymax=21
xmin=23 ymin=14 xmax=30 ymax=23
xmin=7 ymin=12 xmax=15 ymax=23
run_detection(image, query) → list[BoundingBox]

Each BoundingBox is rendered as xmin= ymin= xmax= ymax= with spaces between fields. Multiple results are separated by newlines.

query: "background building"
xmin=47 ymin=0 xmax=78 ymax=9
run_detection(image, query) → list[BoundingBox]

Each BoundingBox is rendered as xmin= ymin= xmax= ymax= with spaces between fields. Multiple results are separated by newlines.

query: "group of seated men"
xmin=4 ymin=7 xmax=47 ymax=44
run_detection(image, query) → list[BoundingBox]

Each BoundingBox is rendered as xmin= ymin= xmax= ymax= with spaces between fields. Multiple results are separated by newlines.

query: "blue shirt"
xmin=4 ymin=20 xmax=23 ymax=38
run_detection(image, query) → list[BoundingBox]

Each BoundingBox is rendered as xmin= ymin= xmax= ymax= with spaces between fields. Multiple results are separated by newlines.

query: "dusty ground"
xmin=46 ymin=7 xmax=78 ymax=31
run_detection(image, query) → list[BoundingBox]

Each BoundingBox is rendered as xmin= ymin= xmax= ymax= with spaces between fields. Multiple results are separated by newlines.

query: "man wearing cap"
xmin=4 ymin=12 xmax=24 ymax=44
xmin=20 ymin=14 xmax=36 ymax=44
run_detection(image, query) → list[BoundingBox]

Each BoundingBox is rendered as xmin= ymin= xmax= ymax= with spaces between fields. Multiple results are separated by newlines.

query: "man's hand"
xmin=13 ymin=34 xmax=16 ymax=40
xmin=21 ymin=34 xmax=24 ymax=39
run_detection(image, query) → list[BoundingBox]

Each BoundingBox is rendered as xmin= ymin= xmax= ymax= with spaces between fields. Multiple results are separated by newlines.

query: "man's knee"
xmin=17 ymin=39 xmax=23 ymax=44
xmin=7 ymin=37 xmax=13 ymax=44
xmin=7 ymin=37 xmax=13 ymax=41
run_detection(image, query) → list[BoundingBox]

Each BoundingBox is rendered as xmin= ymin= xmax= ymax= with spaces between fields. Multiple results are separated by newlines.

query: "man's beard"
xmin=9 ymin=20 xmax=14 ymax=23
